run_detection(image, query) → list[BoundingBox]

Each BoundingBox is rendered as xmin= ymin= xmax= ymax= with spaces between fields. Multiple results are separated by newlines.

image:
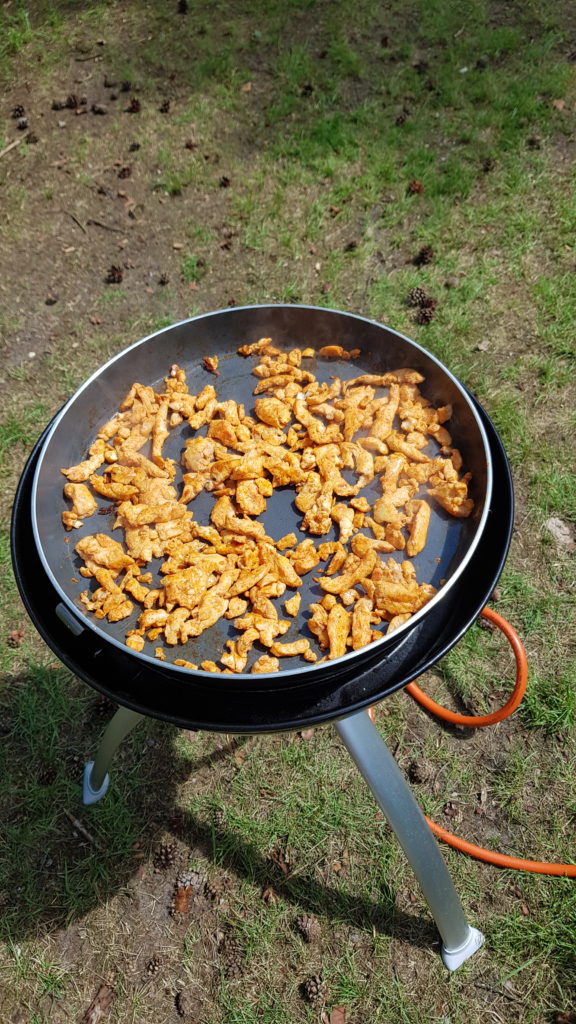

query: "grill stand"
xmin=335 ymin=710 xmax=484 ymax=970
xmin=82 ymin=706 xmax=144 ymax=805
xmin=84 ymin=705 xmax=483 ymax=971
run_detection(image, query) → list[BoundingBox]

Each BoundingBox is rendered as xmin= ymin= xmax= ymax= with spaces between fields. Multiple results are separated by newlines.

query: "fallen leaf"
xmin=81 ymin=984 xmax=114 ymax=1024
xmin=173 ymin=885 xmax=192 ymax=913
xmin=330 ymin=1007 xmax=347 ymax=1024
xmin=240 ymin=80 xmax=253 ymax=92
xmin=299 ymin=728 xmax=314 ymax=741
xmin=89 ymin=315 xmax=102 ymax=325
xmin=443 ymin=801 xmax=460 ymax=819
xmin=552 ymin=99 xmax=566 ymax=110
xmin=475 ymin=338 xmax=490 ymax=351
xmin=261 ymin=885 xmax=278 ymax=903
xmin=233 ymin=746 xmax=247 ymax=766
xmin=269 ymin=844 xmax=293 ymax=874
xmin=172 ymin=242 xmax=184 ymax=249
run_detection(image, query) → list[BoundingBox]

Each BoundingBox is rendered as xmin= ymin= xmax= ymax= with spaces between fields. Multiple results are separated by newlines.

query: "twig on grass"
xmin=0 ymin=138 xmax=24 ymax=160
xmin=63 ymin=808 xmax=103 ymax=849
xmin=87 ymin=218 xmax=124 ymax=233
xmin=474 ymin=981 xmax=521 ymax=1003
xmin=68 ymin=212 xmax=87 ymax=234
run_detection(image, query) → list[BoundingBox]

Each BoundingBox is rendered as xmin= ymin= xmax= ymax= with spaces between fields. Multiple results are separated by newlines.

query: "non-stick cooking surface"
xmin=12 ymin=400 xmax=512 ymax=731
xmin=32 ymin=305 xmax=492 ymax=682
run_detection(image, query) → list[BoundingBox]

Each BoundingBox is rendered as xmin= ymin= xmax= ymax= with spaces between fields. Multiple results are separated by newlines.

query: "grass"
xmin=181 ymin=254 xmax=207 ymax=283
xmin=0 ymin=403 xmax=47 ymax=477
xmin=0 ymin=0 xmax=575 ymax=1021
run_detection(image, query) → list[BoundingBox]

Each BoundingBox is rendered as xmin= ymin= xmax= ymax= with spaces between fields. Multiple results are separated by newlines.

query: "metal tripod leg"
xmin=334 ymin=709 xmax=484 ymax=970
xmin=83 ymin=706 xmax=144 ymax=805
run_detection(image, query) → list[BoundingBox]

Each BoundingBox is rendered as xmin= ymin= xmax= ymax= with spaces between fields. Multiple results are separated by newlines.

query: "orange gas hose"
xmin=375 ymin=607 xmax=576 ymax=876
xmin=405 ymin=607 xmax=527 ymax=727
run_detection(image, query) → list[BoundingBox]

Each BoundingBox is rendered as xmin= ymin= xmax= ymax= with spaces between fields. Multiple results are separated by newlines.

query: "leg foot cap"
xmin=83 ymin=762 xmax=110 ymax=805
xmin=441 ymin=927 xmax=484 ymax=971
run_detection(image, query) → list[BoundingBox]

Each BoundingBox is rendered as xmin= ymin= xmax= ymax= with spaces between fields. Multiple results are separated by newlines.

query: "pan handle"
xmin=55 ymin=602 xmax=85 ymax=636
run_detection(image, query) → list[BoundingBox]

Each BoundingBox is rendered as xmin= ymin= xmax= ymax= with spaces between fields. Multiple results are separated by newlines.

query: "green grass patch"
xmin=0 ymin=403 xmax=47 ymax=476
xmin=521 ymin=660 xmax=576 ymax=733
xmin=181 ymin=254 xmax=207 ymax=282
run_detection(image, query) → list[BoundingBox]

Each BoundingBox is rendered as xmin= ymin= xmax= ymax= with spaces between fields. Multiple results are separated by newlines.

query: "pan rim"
xmin=31 ymin=303 xmax=493 ymax=681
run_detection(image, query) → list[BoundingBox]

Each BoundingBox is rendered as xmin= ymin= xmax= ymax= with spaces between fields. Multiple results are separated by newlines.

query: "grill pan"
xmin=31 ymin=305 xmax=493 ymax=684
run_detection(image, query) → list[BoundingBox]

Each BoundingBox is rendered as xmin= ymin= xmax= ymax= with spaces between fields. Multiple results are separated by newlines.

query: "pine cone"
xmin=178 ymin=0 xmax=189 ymax=12
xmin=301 ymin=974 xmax=326 ymax=1005
xmin=158 ymin=273 xmax=170 ymax=286
xmin=126 ymin=97 xmax=141 ymax=113
xmin=294 ymin=913 xmax=321 ymax=943
xmin=153 ymin=841 xmax=177 ymax=870
xmin=25 ymin=132 xmax=39 ymax=144
xmin=105 ymin=265 xmax=123 ymax=284
xmin=11 ymin=104 xmax=25 ymax=119
xmin=175 ymin=988 xmax=196 ymax=1019
xmin=482 ymin=157 xmax=495 ymax=173
xmin=415 ymin=306 xmax=435 ymax=324
xmin=413 ymin=244 xmax=434 ymax=266
xmin=94 ymin=694 xmax=114 ymax=718
xmin=204 ymin=877 xmax=224 ymax=903
xmin=407 ymin=759 xmax=429 ymax=784
xmin=159 ymin=99 xmax=171 ymax=114
xmin=65 ymin=93 xmax=84 ymax=109
xmin=407 ymin=178 xmax=424 ymax=195
xmin=117 ymin=165 xmax=132 ymax=179
xmin=145 ymin=954 xmax=161 ymax=976
xmin=218 ymin=931 xmax=244 ymax=979
xmin=406 ymin=286 xmax=428 ymax=307
xmin=16 ymin=117 xmax=28 ymax=131
xmin=38 ymin=762 xmax=57 ymax=786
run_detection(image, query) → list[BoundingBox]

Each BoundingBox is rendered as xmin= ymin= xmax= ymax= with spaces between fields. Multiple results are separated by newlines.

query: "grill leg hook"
xmin=83 ymin=706 xmax=145 ymax=805
xmin=334 ymin=709 xmax=484 ymax=970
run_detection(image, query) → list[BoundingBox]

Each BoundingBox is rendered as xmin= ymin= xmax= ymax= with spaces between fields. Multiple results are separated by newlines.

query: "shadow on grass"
xmin=0 ymin=664 xmax=437 ymax=952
